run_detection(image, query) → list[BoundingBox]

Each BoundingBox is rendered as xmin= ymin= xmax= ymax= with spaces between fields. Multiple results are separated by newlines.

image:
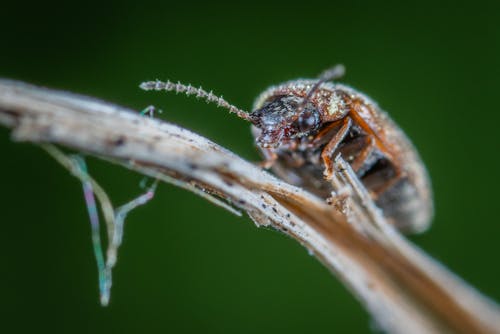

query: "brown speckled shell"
xmin=253 ymin=80 xmax=433 ymax=233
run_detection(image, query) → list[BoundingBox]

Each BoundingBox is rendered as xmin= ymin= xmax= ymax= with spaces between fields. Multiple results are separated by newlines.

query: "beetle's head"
xmin=249 ymin=95 xmax=321 ymax=148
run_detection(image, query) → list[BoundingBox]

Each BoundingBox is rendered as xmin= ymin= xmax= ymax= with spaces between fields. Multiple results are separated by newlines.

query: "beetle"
xmin=140 ymin=65 xmax=434 ymax=233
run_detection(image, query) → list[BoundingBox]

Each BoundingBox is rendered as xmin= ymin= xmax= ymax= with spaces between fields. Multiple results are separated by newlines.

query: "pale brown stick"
xmin=0 ymin=79 xmax=499 ymax=334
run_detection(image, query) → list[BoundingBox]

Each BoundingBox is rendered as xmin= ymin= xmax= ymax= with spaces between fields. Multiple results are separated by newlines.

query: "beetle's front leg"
xmin=252 ymin=125 xmax=279 ymax=169
xmin=259 ymin=148 xmax=278 ymax=169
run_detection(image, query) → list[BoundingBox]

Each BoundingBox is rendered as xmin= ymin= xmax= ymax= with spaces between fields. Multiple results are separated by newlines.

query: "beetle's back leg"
xmin=359 ymin=156 xmax=403 ymax=197
xmin=343 ymin=136 xmax=403 ymax=196
xmin=372 ymin=164 xmax=403 ymax=196
xmin=321 ymin=117 xmax=352 ymax=179
xmin=350 ymin=136 xmax=376 ymax=176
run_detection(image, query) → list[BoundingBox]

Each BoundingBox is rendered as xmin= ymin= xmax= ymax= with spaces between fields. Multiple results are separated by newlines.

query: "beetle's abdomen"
xmin=257 ymin=121 xmax=431 ymax=233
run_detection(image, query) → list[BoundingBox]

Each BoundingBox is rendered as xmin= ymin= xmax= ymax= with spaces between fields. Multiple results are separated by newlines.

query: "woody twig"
xmin=0 ymin=79 xmax=499 ymax=334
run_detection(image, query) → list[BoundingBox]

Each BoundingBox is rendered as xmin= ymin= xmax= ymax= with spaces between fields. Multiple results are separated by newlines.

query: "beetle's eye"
xmin=298 ymin=108 xmax=320 ymax=133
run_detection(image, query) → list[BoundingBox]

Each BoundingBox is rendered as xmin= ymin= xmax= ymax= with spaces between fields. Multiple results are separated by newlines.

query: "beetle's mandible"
xmin=141 ymin=65 xmax=434 ymax=233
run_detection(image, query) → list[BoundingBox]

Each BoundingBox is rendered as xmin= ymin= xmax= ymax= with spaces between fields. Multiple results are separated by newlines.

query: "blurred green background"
xmin=1 ymin=1 xmax=499 ymax=333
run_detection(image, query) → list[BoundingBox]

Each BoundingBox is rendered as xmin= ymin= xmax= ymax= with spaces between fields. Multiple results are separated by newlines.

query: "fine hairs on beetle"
xmin=140 ymin=65 xmax=433 ymax=234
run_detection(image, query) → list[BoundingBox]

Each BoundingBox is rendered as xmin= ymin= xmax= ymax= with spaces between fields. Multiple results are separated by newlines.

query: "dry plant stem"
xmin=0 ymin=79 xmax=499 ymax=334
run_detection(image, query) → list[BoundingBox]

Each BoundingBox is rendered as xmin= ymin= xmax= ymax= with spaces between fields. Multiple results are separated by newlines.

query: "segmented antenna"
xmin=296 ymin=64 xmax=346 ymax=116
xmin=140 ymin=80 xmax=251 ymax=121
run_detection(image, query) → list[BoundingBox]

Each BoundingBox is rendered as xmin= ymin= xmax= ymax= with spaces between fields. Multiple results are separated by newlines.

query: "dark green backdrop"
xmin=1 ymin=1 xmax=499 ymax=333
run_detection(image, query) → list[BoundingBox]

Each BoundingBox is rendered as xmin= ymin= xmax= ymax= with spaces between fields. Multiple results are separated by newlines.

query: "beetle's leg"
xmin=321 ymin=117 xmax=352 ymax=179
xmin=308 ymin=119 xmax=344 ymax=147
xmin=252 ymin=125 xmax=278 ymax=169
xmin=259 ymin=148 xmax=278 ymax=169
xmin=373 ymin=165 xmax=403 ymax=196
xmin=350 ymin=136 xmax=375 ymax=176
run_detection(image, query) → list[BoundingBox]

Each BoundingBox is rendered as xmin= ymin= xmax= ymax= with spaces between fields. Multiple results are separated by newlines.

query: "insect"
xmin=140 ymin=65 xmax=433 ymax=233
